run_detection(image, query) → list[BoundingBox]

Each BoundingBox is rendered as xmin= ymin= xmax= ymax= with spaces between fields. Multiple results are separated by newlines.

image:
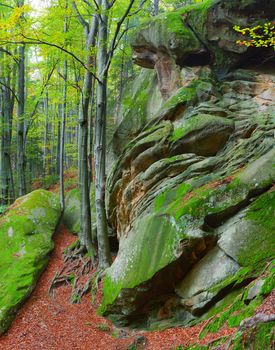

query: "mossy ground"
xmin=199 ymin=262 xmax=275 ymax=339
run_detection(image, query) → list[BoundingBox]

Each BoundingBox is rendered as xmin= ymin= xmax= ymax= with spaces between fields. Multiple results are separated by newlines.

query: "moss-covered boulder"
xmin=63 ymin=188 xmax=81 ymax=234
xmin=63 ymin=186 xmax=96 ymax=235
xmin=0 ymin=190 xmax=61 ymax=334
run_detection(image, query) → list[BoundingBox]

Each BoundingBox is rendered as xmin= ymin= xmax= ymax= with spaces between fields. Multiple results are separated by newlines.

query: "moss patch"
xmin=63 ymin=185 xmax=95 ymax=235
xmin=99 ymin=213 xmax=187 ymax=315
xmin=171 ymin=114 xmax=234 ymax=142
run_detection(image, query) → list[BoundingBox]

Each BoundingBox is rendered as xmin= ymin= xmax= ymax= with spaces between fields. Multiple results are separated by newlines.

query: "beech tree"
xmin=0 ymin=0 xmax=147 ymax=266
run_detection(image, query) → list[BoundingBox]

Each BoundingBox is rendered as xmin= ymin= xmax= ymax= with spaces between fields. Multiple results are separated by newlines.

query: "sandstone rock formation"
xmin=101 ymin=0 xmax=275 ymax=332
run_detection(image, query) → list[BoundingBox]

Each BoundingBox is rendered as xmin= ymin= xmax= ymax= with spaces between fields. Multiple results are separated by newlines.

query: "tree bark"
xmin=95 ymin=0 xmax=112 ymax=268
xmin=60 ymin=1 xmax=68 ymax=213
xmin=43 ymin=91 xmax=49 ymax=176
xmin=17 ymin=43 xmax=26 ymax=197
xmin=152 ymin=0 xmax=159 ymax=16
xmin=0 ymin=60 xmax=14 ymax=205
xmin=78 ymin=12 xmax=98 ymax=255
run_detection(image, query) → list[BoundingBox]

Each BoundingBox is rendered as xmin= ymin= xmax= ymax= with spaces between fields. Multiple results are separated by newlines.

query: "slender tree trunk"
xmin=56 ymin=116 xmax=61 ymax=175
xmin=152 ymin=0 xmax=159 ymax=16
xmin=95 ymin=0 xmax=111 ymax=268
xmin=50 ymin=107 xmax=56 ymax=175
xmin=17 ymin=43 xmax=26 ymax=197
xmin=0 ymin=68 xmax=13 ymax=204
xmin=60 ymin=2 xmax=68 ymax=213
xmin=43 ymin=92 xmax=49 ymax=176
xmin=60 ymin=59 xmax=67 ymax=212
xmin=78 ymin=13 xmax=98 ymax=255
xmin=88 ymin=78 xmax=95 ymax=184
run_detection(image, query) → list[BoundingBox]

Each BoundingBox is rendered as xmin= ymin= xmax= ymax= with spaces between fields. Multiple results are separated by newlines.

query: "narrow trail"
xmin=0 ymin=226 xmax=134 ymax=350
xmin=3 ymin=224 xmax=273 ymax=350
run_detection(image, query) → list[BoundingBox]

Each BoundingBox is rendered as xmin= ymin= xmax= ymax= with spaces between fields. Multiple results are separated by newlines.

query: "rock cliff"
xmin=101 ymin=0 xmax=275 ymax=335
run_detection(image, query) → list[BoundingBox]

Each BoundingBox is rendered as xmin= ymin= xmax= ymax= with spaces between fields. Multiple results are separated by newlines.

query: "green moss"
xmin=228 ymin=297 xmax=262 ymax=328
xmin=231 ymin=321 xmax=275 ymax=350
xmin=121 ymin=69 xmax=155 ymax=128
xmin=63 ymin=185 xmax=95 ymax=234
xmin=99 ymin=213 xmax=186 ymax=315
xmin=246 ymin=190 xmax=275 ymax=231
xmin=160 ymin=79 xmax=213 ymax=114
xmin=233 ymin=191 xmax=275 ymax=267
xmin=135 ymin=0 xmax=216 ymax=50
xmin=171 ymin=114 xmax=234 ymax=142
xmin=209 ymin=266 xmax=256 ymax=294
xmin=154 ymin=182 xmax=192 ymax=214
xmin=200 ymin=260 xmax=275 ymax=340
xmin=260 ymin=262 xmax=275 ymax=295
xmin=0 ymin=190 xmax=61 ymax=334
xmin=200 ymin=294 xmax=263 ymax=338
xmin=133 ymin=10 xmax=200 ymax=54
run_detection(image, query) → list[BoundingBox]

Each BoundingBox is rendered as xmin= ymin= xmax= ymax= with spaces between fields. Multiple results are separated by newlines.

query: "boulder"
xmin=0 ymin=190 xmax=61 ymax=334
xmin=175 ymin=247 xmax=240 ymax=315
xmin=63 ymin=186 xmax=95 ymax=235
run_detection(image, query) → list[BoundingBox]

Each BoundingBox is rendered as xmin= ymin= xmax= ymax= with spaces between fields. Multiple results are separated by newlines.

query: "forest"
xmin=0 ymin=0 xmax=274 ymax=349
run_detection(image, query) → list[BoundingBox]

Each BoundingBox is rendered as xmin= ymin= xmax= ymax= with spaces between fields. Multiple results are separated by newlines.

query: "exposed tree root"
xmin=48 ymin=241 xmax=96 ymax=303
xmin=240 ymin=313 xmax=275 ymax=329
xmin=91 ymin=268 xmax=106 ymax=303
xmin=223 ymin=313 xmax=275 ymax=350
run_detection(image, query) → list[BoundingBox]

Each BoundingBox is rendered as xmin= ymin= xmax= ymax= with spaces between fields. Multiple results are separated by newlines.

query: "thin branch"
xmin=112 ymin=25 xmax=133 ymax=53
xmin=24 ymin=60 xmax=59 ymax=138
xmin=0 ymin=36 xmax=100 ymax=83
xmin=128 ymin=0 xmax=147 ymax=16
xmin=0 ymin=81 xmax=19 ymax=103
xmin=108 ymin=0 xmax=117 ymax=9
xmin=0 ymin=47 xmax=19 ymax=63
xmin=84 ymin=0 xmax=96 ymax=10
xmin=0 ymin=2 xmax=14 ymax=9
xmin=71 ymin=0 xmax=89 ymax=32
xmin=104 ymin=0 xmax=137 ymax=75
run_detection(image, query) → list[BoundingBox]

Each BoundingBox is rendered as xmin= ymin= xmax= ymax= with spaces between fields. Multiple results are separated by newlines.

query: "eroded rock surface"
xmin=101 ymin=0 xmax=275 ymax=331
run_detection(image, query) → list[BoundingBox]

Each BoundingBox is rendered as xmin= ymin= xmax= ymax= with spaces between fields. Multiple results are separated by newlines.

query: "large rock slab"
xmin=0 ymin=190 xmax=61 ymax=334
xmin=217 ymin=190 xmax=275 ymax=267
xmin=175 ymin=247 xmax=240 ymax=315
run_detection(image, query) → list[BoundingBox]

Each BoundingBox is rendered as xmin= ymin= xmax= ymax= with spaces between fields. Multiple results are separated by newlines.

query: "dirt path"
xmin=0 ymin=225 xmax=237 ymax=350
xmin=0 ymin=226 xmax=134 ymax=350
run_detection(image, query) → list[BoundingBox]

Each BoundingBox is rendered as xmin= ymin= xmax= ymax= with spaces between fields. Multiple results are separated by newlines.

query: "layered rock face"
xmin=0 ymin=190 xmax=61 ymax=334
xmin=101 ymin=0 xmax=275 ymax=330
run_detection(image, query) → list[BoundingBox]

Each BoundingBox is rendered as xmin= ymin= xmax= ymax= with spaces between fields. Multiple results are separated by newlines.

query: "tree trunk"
xmin=0 ymin=66 xmax=13 ymax=204
xmin=78 ymin=12 xmax=98 ymax=255
xmin=95 ymin=0 xmax=111 ymax=268
xmin=60 ymin=59 xmax=67 ymax=212
xmin=152 ymin=0 xmax=159 ymax=16
xmin=60 ymin=1 xmax=68 ymax=213
xmin=17 ymin=43 xmax=26 ymax=197
xmin=43 ymin=92 xmax=50 ymax=176
xmin=56 ymin=116 xmax=61 ymax=175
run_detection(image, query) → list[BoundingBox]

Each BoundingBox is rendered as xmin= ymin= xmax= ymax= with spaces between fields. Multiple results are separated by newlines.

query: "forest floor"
xmin=0 ymin=224 xmax=273 ymax=350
